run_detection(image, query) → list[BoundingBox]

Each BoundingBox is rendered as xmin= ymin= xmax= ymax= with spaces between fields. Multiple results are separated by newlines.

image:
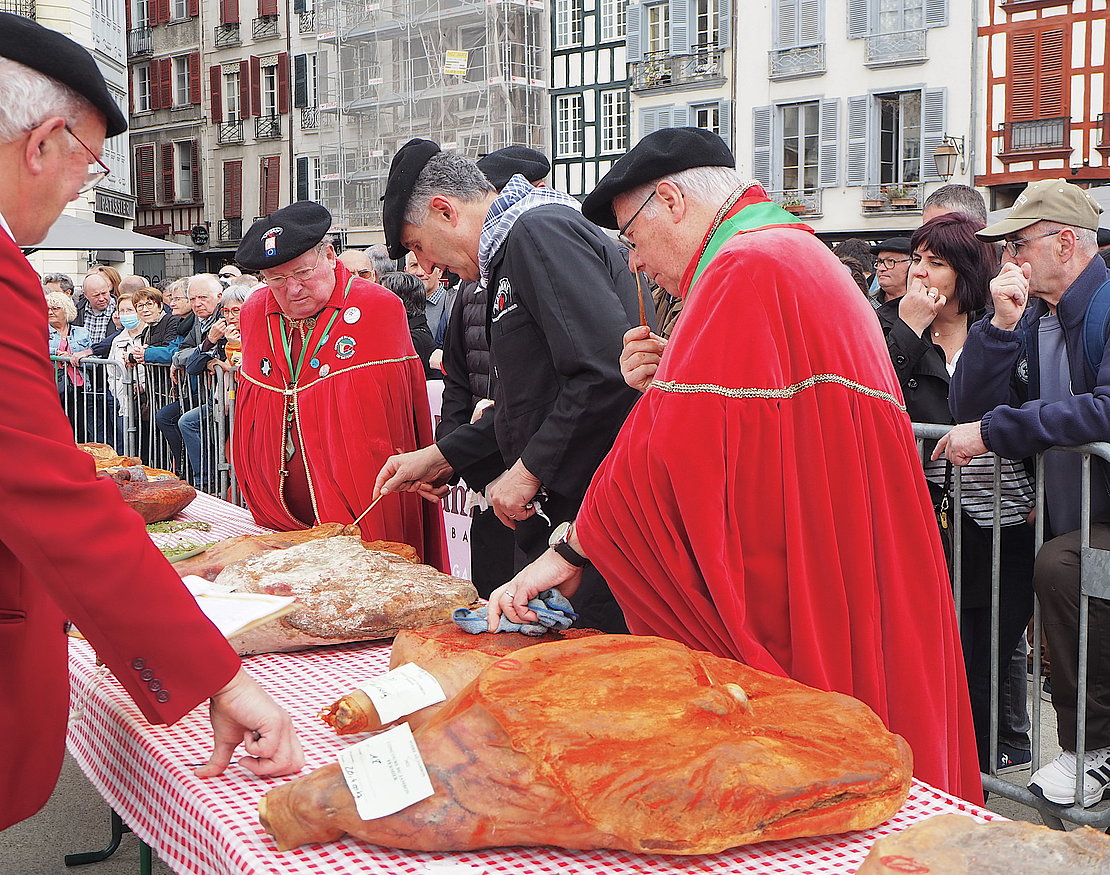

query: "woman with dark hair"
xmin=378 ymin=271 xmax=441 ymax=380
xmin=878 ymin=212 xmax=1036 ymax=779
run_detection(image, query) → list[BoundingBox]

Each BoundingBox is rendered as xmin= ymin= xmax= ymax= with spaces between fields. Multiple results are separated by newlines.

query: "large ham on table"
xmin=260 ymin=634 xmax=912 ymax=854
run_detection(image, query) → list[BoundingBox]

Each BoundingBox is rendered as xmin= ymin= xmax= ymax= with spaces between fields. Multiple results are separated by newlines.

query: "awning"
xmin=24 ymin=213 xmax=190 ymax=252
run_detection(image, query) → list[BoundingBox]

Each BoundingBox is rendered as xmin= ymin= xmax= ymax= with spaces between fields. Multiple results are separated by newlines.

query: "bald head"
xmin=119 ymin=275 xmax=150 ymax=295
xmin=339 ymin=249 xmax=375 ymax=281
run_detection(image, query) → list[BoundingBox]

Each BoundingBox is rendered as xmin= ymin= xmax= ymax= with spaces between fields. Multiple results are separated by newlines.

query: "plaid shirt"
xmin=81 ymin=298 xmax=117 ymax=345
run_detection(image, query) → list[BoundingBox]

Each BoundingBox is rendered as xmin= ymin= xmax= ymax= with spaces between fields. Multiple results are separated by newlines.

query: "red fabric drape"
xmin=577 ymin=216 xmax=982 ymax=803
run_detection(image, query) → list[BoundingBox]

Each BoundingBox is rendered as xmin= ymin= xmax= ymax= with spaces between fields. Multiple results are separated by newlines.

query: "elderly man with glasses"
xmin=372 ymin=139 xmax=646 ymax=633
xmin=871 ymin=237 xmax=913 ymax=305
xmin=0 ymin=14 xmax=302 ymax=830
xmin=230 ymin=201 xmax=448 ymax=570
xmin=938 ymin=178 xmax=1110 ymax=808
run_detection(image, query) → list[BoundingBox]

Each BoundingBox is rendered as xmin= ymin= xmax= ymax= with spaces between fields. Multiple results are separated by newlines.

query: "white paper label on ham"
xmin=338 ymin=724 xmax=434 ymax=821
xmin=358 ymin=663 xmax=447 ymax=724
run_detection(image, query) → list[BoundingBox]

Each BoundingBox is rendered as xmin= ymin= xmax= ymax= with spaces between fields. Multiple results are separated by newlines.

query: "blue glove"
xmin=453 ymin=589 xmax=578 ymax=636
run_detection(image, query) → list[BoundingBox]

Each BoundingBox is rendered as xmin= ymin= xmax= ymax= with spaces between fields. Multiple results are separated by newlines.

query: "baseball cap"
xmin=977 ymin=178 xmax=1104 ymax=241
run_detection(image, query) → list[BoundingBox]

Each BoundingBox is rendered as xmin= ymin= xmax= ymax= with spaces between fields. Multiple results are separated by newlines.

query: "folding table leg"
xmin=140 ymin=839 xmax=153 ymax=875
xmin=64 ymin=808 xmax=128 ymax=866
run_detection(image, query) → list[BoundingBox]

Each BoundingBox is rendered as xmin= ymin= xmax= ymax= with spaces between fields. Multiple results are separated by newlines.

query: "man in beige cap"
xmin=936 ymin=178 xmax=1110 ymax=807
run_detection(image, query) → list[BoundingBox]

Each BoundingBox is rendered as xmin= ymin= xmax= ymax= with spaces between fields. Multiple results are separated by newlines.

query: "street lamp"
xmin=932 ymin=134 xmax=965 ymax=181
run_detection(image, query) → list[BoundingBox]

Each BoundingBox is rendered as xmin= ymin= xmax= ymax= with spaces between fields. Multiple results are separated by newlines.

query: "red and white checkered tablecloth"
xmin=67 ymin=634 xmax=1004 ymax=875
xmin=170 ymin=491 xmax=276 ymax=540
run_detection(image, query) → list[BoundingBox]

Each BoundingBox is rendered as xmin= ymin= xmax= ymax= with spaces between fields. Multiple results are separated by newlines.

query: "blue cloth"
xmin=453 ymin=588 xmax=578 ymax=636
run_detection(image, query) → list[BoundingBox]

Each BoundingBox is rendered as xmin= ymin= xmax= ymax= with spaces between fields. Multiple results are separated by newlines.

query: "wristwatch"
xmin=548 ymin=521 xmax=590 ymax=568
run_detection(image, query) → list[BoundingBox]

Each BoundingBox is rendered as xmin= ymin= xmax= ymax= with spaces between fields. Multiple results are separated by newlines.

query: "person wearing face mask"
xmin=106 ymin=293 xmax=148 ymax=446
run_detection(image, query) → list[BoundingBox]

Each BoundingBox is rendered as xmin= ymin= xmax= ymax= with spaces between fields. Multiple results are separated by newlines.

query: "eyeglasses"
xmin=224 ymin=306 xmax=243 ymax=316
xmin=1002 ymin=229 xmax=1062 ymax=258
xmin=261 ymin=247 xmax=325 ymax=288
xmin=134 ymin=300 xmax=159 ymax=309
xmin=357 ymin=269 xmax=373 ymax=278
xmin=64 ymin=125 xmax=111 ymax=194
xmin=617 ymin=190 xmax=657 ymax=249
xmin=875 ymin=257 xmax=911 ymax=270
xmin=218 ymin=272 xmax=237 ymax=279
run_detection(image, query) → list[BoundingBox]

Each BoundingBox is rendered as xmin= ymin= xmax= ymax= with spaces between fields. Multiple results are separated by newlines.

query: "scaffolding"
xmin=313 ymin=0 xmax=548 ymax=232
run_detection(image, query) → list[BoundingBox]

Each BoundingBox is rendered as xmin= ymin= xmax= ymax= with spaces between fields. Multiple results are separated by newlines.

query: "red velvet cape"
xmin=233 ymin=263 xmax=448 ymax=571
xmin=577 ymin=198 xmax=981 ymax=802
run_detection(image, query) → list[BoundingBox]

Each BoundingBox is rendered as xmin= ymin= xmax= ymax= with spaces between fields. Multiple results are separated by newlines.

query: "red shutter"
xmin=260 ymin=155 xmax=281 ymax=215
xmin=239 ymin=60 xmax=251 ymax=118
xmin=220 ymin=0 xmax=238 ymax=25
xmin=188 ymin=52 xmax=201 ymax=105
xmin=125 ymin=0 xmax=132 ymax=29
xmin=135 ymin=145 xmax=156 ymax=205
xmin=160 ymin=58 xmax=174 ymax=109
xmin=157 ymin=0 xmax=171 ymax=25
xmin=1037 ymin=29 xmax=1065 ymax=117
xmin=1008 ymin=27 xmax=1067 ymax=121
xmin=259 ymin=0 xmax=278 ymax=15
xmin=210 ymin=65 xmax=223 ymax=122
xmin=1008 ymin=32 xmax=1036 ymax=121
xmin=191 ymin=140 xmax=202 ymax=202
xmin=250 ymin=55 xmax=262 ymax=117
xmin=277 ymin=52 xmax=290 ymax=114
xmin=161 ymin=142 xmax=175 ymax=202
xmin=188 ymin=0 xmax=199 ymax=16
xmin=128 ymin=69 xmax=135 ymax=114
xmin=224 ymin=160 xmax=243 ymax=218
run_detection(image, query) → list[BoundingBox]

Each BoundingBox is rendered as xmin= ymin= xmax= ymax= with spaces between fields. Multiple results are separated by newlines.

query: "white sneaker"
xmin=1028 ymin=746 xmax=1110 ymax=807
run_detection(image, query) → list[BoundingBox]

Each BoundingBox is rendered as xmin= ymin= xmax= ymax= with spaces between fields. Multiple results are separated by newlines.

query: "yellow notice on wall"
xmin=443 ymin=50 xmax=469 ymax=76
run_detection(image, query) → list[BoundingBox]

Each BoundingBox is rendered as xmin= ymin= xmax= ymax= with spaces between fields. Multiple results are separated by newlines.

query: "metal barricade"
xmin=913 ymin=421 xmax=1110 ymax=829
xmin=50 ymin=355 xmax=134 ymax=457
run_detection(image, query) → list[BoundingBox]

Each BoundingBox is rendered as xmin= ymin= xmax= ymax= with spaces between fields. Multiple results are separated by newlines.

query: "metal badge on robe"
xmin=260 ymin=357 xmax=273 ymax=376
xmin=335 ymin=336 xmax=356 ymax=360
xmin=263 ymin=226 xmax=284 ymax=258
xmin=343 ymin=306 xmax=361 ymax=324
xmin=491 ymin=276 xmax=517 ymax=323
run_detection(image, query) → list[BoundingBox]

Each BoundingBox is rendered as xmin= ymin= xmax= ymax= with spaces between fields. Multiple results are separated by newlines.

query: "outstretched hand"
xmin=374 ymin=445 xmax=454 ymax=503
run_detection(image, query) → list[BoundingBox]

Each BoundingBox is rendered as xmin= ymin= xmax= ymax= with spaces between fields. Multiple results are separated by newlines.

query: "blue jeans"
xmin=179 ymin=404 xmax=215 ymax=492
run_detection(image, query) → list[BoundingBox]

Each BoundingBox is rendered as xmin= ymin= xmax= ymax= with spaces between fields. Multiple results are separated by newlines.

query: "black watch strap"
xmin=553 ymin=539 xmax=589 ymax=568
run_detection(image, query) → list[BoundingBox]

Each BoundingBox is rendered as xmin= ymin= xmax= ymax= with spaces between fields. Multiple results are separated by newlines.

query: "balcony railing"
xmin=218 ymin=218 xmax=243 ymax=242
xmin=630 ymin=45 xmax=724 ymax=91
xmin=127 ymin=26 xmax=153 ymax=57
xmin=768 ymin=189 xmax=823 ymax=217
xmin=256 ymin=115 xmax=281 ymax=139
xmin=0 ymin=0 xmax=35 ymax=17
xmin=299 ymin=10 xmax=315 ymax=33
xmin=999 ymin=116 xmax=1070 ymax=152
xmin=253 ymin=14 xmax=279 ymax=40
xmin=214 ymin=23 xmax=240 ymax=47
xmin=217 ymin=119 xmax=244 ymax=144
xmin=860 ymin=182 xmax=923 ymax=212
xmin=768 ymin=44 xmax=825 ymax=80
xmin=301 ymin=107 xmax=318 ymax=129
xmin=865 ymin=28 xmax=926 ymax=67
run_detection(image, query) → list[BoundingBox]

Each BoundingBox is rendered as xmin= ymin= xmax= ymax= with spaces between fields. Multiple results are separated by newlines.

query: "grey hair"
xmin=43 ymin=272 xmax=75 ymax=294
xmin=221 ymin=284 xmax=253 ymax=306
xmin=45 ymin=289 xmax=78 ymax=323
xmin=0 ymin=58 xmax=92 ymax=144
xmin=163 ymin=278 xmax=187 ymax=298
xmin=187 ymin=273 xmax=223 ymax=296
xmin=922 ymin=184 xmax=988 ymax=224
xmin=403 ymin=152 xmax=496 ymax=226
xmin=1039 ymin=221 xmax=1100 ymax=254
xmin=367 ymin=243 xmax=399 ymax=277
xmin=621 ymin=166 xmax=744 ymax=219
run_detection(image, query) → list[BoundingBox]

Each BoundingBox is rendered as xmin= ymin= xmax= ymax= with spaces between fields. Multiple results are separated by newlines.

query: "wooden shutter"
xmin=293 ymin=0 xmax=305 ymax=11
xmin=294 ymin=54 xmax=308 ymax=107
xmin=924 ymin=0 xmax=946 ymax=28
xmin=191 ymin=140 xmax=202 ymax=201
xmin=1007 ymin=28 xmax=1065 ymax=120
xmin=188 ymin=0 xmax=199 ymax=15
xmin=1008 ymin=32 xmax=1037 ymax=121
xmin=220 ymin=0 xmax=238 ymax=25
xmin=188 ymin=52 xmax=201 ymax=105
xmin=156 ymin=0 xmax=170 ymax=25
xmin=277 ymin=52 xmax=290 ymax=113
xmin=846 ymin=94 xmax=869 ymax=185
xmin=799 ymin=0 xmax=822 ymax=46
xmin=1037 ymin=29 xmax=1066 ymax=117
xmin=161 ymin=142 xmax=175 ymax=202
xmin=717 ymin=99 xmax=732 ymax=148
xmin=148 ymin=0 xmax=162 ymax=24
xmin=775 ymin=0 xmax=798 ymax=50
xmin=626 ymin=4 xmax=644 ymax=60
xmin=223 ymin=160 xmax=243 ymax=218
xmin=671 ymin=104 xmax=689 ymax=127
xmin=239 ymin=60 xmax=251 ymax=118
xmin=847 ymin=0 xmax=869 ymax=39
xmin=260 ymin=155 xmax=281 ymax=215
xmin=210 ymin=65 xmax=223 ymax=121
xmin=818 ymin=98 xmax=839 ymax=188
xmin=250 ymin=56 xmax=262 ymax=117
xmin=717 ymin=0 xmax=730 ymax=48
xmin=160 ymin=58 xmax=173 ymax=109
xmin=259 ymin=0 xmax=278 ymax=15
xmin=751 ymin=105 xmax=772 ymax=188
xmin=135 ymin=145 xmax=156 ymax=205
xmin=639 ymin=106 xmax=657 ymax=138
xmin=669 ymin=0 xmax=689 ymax=53
xmin=296 ymin=156 xmax=309 ymax=201
xmin=921 ymin=88 xmax=946 ymax=182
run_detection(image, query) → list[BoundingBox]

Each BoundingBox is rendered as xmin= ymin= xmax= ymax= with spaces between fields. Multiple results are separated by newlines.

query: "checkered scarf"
xmin=478 ymin=174 xmax=581 ymax=289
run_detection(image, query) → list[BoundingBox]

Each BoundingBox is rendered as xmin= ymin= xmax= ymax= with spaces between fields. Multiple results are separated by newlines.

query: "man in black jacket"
xmin=374 ymin=140 xmax=647 ymax=632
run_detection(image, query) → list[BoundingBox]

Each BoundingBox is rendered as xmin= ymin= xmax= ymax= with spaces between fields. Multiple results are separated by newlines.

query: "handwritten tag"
xmin=338 ymin=723 xmax=434 ymax=821
xmin=357 ymin=663 xmax=447 ymax=724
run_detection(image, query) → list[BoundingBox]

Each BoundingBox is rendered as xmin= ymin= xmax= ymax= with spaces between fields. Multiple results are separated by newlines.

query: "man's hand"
xmin=989 ymin=262 xmax=1031 ymax=331
xmin=374 ymin=444 xmax=454 ymax=502
xmin=487 ymin=460 xmax=541 ymax=529
xmin=931 ymin=421 xmax=989 ymax=466
xmin=73 ymin=349 xmax=93 ymax=363
xmin=898 ymin=275 xmax=946 ymax=335
xmin=194 ymin=668 xmax=304 ymax=778
xmin=207 ymin=318 xmax=228 ymax=344
xmin=131 ymin=346 xmax=146 ymax=364
xmin=620 ymin=325 xmax=668 ymax=393
xmin=485 ymin=551 xmax=584 ymax=630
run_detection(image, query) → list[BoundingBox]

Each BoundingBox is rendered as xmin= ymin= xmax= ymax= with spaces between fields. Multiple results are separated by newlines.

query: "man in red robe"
xmin=0 ymin=15 xmax=302 ymax=830
xmin=232 ymin=202 xmax=447 ymax=570
xmin=485 ymin=128 xmax=982 ymax=802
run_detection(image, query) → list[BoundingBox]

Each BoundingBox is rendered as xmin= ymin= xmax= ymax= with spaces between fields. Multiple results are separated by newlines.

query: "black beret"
xmin=1099 ymin=228 xmax=1110 ymax=248
xmin=0 ymin=13 xmax=128 ymax=138
xmin=582 ymin=127 xmax=735 ymax=229
xmin=383 ymin=138 xmax=441 ymax=260
xmin=235 ymin=201 xmax=333 ymax=270
xmin=869 ymin=237 xmax=912 ymax=256
xmin=476 ymin=146 xmax=551 ymax=190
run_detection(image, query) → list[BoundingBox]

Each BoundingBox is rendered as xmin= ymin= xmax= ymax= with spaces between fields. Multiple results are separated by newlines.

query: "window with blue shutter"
xmin=846 ymin=94 xmax=869 ymax=184
xmin=818 ymin=98 xmax=839 ymax=188
xmin=752 ymin=105 xmax=772 ymax=188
